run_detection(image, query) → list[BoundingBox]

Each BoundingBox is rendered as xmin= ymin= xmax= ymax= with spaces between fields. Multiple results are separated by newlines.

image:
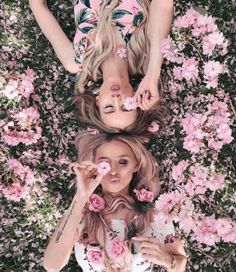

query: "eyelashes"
xmin=119 ymin=159 xmax=128 ymax=165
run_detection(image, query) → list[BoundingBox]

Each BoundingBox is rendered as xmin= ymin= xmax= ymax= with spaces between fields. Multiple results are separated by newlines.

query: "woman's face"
xmin=96 ymin=79 xmax=138 ymax=129
xmin=95 ymin=140 xmax=139 ymax=194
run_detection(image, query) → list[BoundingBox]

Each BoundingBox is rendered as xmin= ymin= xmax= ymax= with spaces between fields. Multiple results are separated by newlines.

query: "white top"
xmin=74 ymin=219 xmax=175 ymax=272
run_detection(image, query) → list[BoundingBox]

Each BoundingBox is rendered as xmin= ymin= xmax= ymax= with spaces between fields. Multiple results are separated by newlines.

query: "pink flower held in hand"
xmin=88 ymin=194 xmax=105 ymax=212
xmin=97 ymin=161 xmax=111 ymax=176
xmin=147 ymin=121 xmax=160 ymax=133
xmin=86 ymin=245 xmax=104 ymax=265
xmin=110 ymin=238 xmax=128 ymax=259
xmin=133 ymin=188 xmax=154 ymax=202
xmin=123 ymin=97 xmax=137 ymax=111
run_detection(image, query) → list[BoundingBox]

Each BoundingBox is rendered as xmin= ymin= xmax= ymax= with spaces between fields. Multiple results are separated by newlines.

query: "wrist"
xmin=145 ymin=68 xmax=160 ymax=83
xmin=165 ymin=254 xmax=177 ymax=271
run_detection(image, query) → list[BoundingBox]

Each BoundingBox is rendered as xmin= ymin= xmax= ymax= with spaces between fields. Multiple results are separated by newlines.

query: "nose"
xmin=111 ymin=92 xmax=120 ymax=97
xmin=110 ymin=161 xmax=119 ymax=174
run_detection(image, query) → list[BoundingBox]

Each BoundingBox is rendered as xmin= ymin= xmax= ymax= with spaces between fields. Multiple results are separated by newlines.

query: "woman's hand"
xmin=132 ymin=236 xmax=173 ymax=269
xmin=134 ymin=75 xmax=160 ymax=111
xmin=71 ymin=161 xmax=103 ymax=199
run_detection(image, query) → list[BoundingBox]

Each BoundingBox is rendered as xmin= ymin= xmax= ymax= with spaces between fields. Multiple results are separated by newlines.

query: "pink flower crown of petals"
xmin=123 ymin=97 xmax=138 ymax=111
xmin=133 ymin=188 xmax=154 ymax=202
xmin=97 ymin=161 xmax=111 ymax=176
xmin=88 ymin=193 xmax=105 ymax=212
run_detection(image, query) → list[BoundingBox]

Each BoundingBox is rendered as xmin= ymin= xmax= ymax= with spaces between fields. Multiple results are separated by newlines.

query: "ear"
xmin=133 ymin=163 xmax=140 ymax=173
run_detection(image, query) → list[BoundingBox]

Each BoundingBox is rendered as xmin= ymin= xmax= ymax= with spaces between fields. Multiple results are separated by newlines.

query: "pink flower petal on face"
xmin=123 ymin=97 xmax=137 ymax=111
xmin=97 ymin=161 xmax=111 ymax=176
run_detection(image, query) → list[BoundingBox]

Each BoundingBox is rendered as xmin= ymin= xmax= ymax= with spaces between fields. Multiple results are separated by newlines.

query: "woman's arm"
xmin=146 ymin=0 xmax=174 ymax=81
xmin=43 ymin=193 xmax=87 ymax=271
xmin=28 ymin=0 xmax=79 ymax=73
xmin=43 ymin=161 xmax=104 ymax=271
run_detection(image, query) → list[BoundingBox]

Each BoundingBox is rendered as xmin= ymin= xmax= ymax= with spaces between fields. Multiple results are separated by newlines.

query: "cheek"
xmin=119 ymin=167 xmax=134 ymax=184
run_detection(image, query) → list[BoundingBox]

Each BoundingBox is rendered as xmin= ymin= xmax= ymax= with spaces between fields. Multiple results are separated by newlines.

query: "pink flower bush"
xmin=88 ymin=194 xmax=105 ymax=212
xmin=123 ymin=97 xmax=137 ymax=111
xmin=161 ymin=8 xmax=228 ymax=89
xmin=133 ymin=188 xmax=154 ymax=202
xmin=181 ymin=98 xmax=233 ymax=154
xmin=97 ymin=161 xmax=111 ymax=176
xmin=110 ymin=238 xmax=128 ymax=259
xmin=86 ymin=245 xmax=104 ymax=265
xmin=0 ymin=158 xmax=38 ymax=202
xmin=3 ymin=107 xmax=42 ymax=146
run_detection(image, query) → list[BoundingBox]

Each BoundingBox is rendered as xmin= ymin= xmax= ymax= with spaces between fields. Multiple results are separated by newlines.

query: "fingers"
xmin=132 ymin=236 xmax=160 ymax=244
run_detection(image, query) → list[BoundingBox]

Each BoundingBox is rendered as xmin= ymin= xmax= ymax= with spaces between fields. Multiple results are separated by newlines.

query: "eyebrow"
xmin=98 ymin=155 xmax=130 ymax=159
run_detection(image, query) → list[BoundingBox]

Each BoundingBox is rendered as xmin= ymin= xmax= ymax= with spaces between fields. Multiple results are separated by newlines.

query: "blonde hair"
xmin=71 ymin=0 xmax=167 ymax=135
xmin=75 ymin=131 xmax=160 ymax=270
xmin=75 ymin=0 xmax=151 ymax=93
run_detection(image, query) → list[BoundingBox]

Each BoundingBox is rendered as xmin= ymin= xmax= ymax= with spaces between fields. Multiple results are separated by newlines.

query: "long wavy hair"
xmin=74 ymin=131 xmax=160 ymax=271
xmin=71 ymin=0 xmax=166 ymax=135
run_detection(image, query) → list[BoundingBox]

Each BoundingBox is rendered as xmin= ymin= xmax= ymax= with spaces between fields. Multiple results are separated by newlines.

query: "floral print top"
xmin=73 ymin=0 xmax=145 ymax=71
xmin=74 ymin=219 xmax=177 ymax=272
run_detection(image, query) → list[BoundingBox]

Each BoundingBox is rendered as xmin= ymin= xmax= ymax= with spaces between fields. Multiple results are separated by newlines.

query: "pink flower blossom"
xmin=160 ymin=37 xmax=176 ymax=61
xmin=172 ymin=160 xmax=189 ymax=183
xmin=123 ymin=96 xmax=137 ymax=111
xmin=97 ymin=161 xmax=111 ymax=176
xmin=147 ymin=121 xmax=160 ymax=133
xmin=1 ymin=183 xmax=29 ymax=202
xmin=88 ymin=194 xmax=105 ymax=212
xmin=133 ymin=188 xmax=154 ymax=202
xmin=194 ymin=217 xmax=220 ymax=246
xmin=181 ymin=58 xmax=199 ymax=82
xmin=86 ymin=245 xmax=104 ymax=265
xmin=110 ymin=238 xmax=128 ymax=259
xmin=3 ymin=79 xmax=19 ymax=99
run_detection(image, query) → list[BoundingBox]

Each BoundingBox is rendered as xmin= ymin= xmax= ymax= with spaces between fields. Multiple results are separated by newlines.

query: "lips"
xmin=110 ymin=176 xmax=119 ymax=183
xmin=110 ymin=84 xmax=120 ymax=91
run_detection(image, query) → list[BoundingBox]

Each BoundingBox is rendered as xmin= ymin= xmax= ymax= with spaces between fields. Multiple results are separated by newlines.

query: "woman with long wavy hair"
xmin=43 ymin=131 xmax=187 ymax=271
xmin=29 ymin=0 xmax=173 ymax=134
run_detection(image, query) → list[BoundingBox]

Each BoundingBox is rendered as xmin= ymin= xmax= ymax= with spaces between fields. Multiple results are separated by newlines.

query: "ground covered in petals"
xmin=0 ymin=0 xmax=235 ymax=271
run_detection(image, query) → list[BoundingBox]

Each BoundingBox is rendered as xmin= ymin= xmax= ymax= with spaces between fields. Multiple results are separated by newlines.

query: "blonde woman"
xmin=29 ymin=0 xmax=173 ymax=134
xmin=43 ymin=132 xmax=187 ymax=271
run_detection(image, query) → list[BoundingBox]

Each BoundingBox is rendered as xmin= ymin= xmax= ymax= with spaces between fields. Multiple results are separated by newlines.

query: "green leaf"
xmin=112 ymin=9 xmax=132 ymax=20
xmin=194 ymin=6 xmax=208 ymax=15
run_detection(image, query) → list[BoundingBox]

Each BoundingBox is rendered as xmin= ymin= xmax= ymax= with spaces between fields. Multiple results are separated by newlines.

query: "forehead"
xmin=95 ymin=140 xmax=135 ymax=158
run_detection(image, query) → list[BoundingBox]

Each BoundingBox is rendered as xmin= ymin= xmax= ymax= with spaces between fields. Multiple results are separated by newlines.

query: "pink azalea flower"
xmin=86 ymin=245 xmax=104 ymax=265
xmin=181 ymin=58 xmax=199 ymax=81
xmin=97 ymin=161 xmax=111 ymax=176
xmin=88 ymin=194 xmax=105 ymax=212
xmin=147 ymin=121 xmax=160 ymax=133
xmin=123 ymin=97 xmax=137 ymax=111
xmin=110 ymin=238 xmax=128 ymax=259
xmin=3 ymin=79 xmax=19 ymax=99
xmin=133 ymin=188 xmax=154 ymax=202
xmin=1 ymin=183 xmax=29 ymax=202
xmin=172 ymin=160 xmax=189 ymax=183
